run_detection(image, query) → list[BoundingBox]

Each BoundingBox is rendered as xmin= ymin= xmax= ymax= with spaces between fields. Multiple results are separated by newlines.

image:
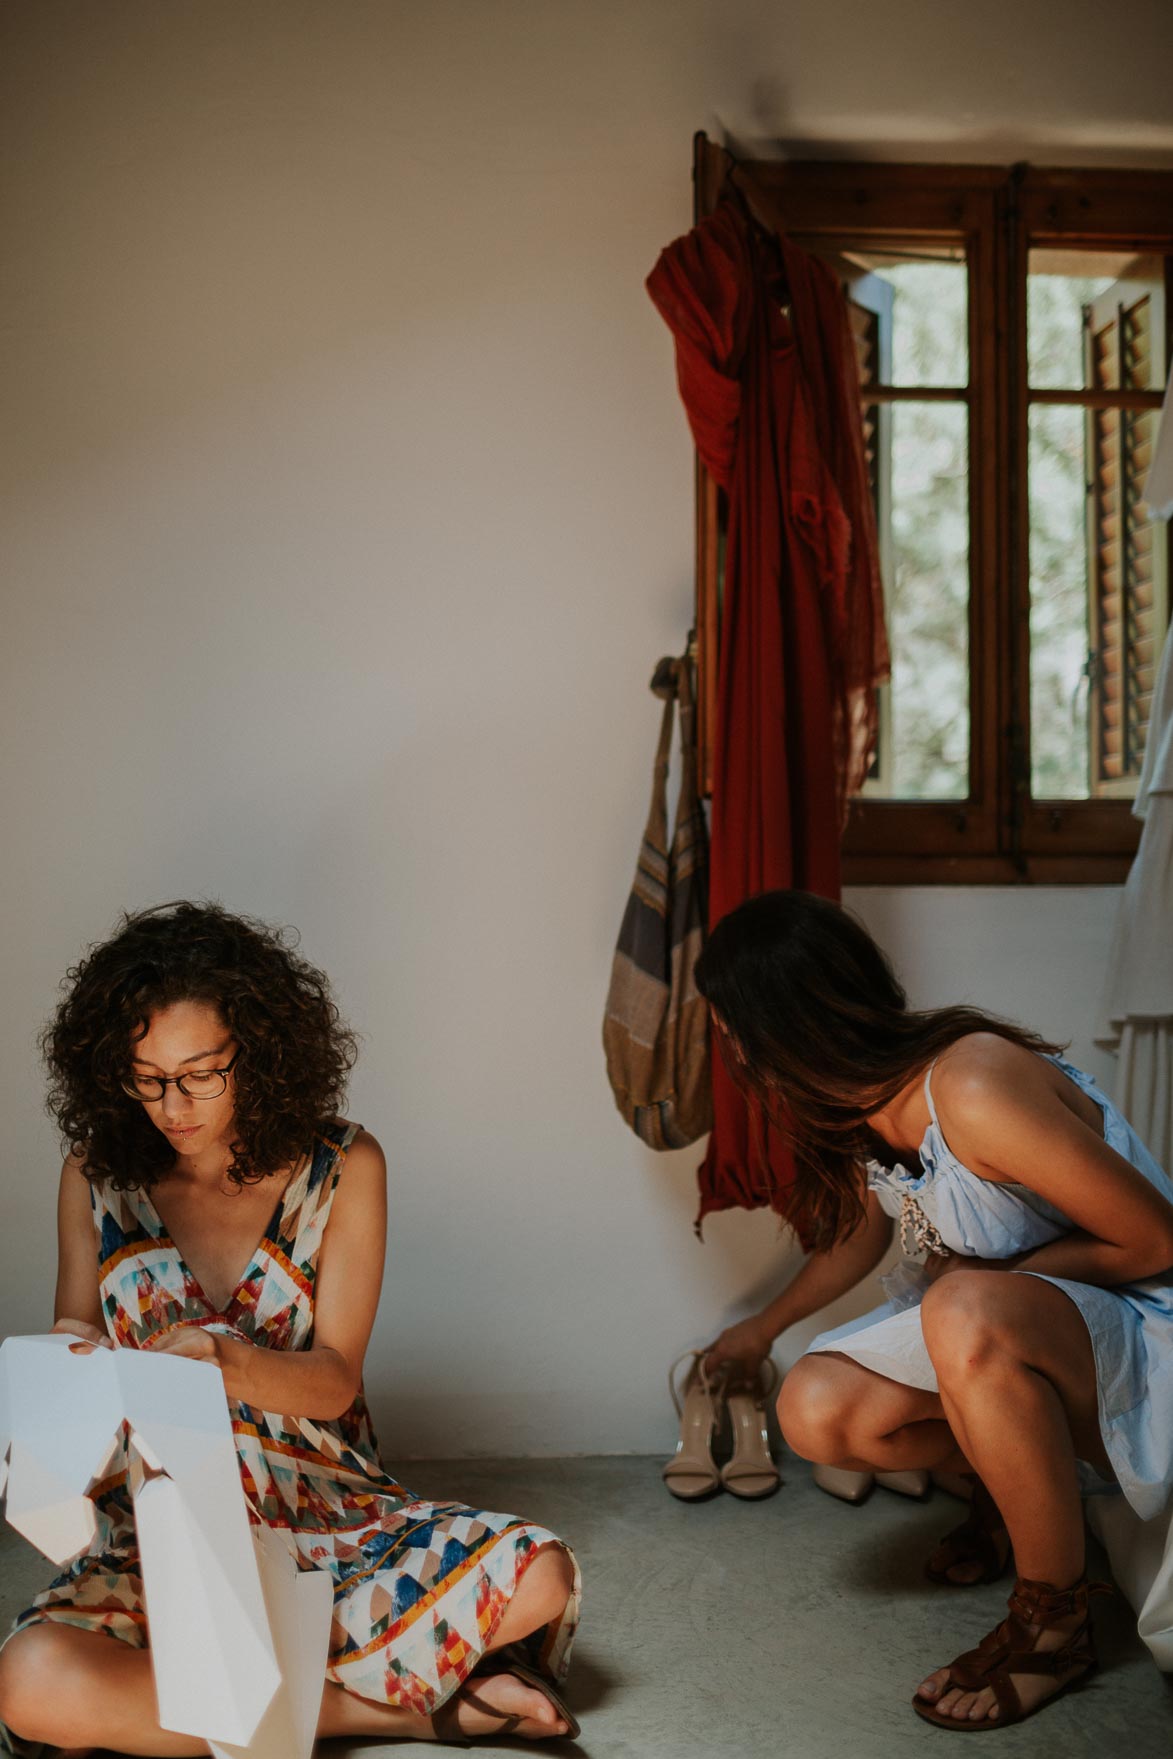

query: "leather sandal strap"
xmin=986 ymin=1667 xmax=1025 ymax=1723
xmin=432 ymin=1684 xmax=523 ymax=1746
xmin=947 ymin=1635 xmax=1013 ymax=1688
xmin=1009 ymin=1621 xmax=1097 ymax=1675
xmin=669 ymin=1349 xmax=716 ymax=1419
xmin=461 ymin=1685 xmax=523 ymax=1735
xmin=934 ymin=1510 xmax=1006 ymax=1577
xmin=431 ymin=1695 xmax=472 ymax=1746
xmin=939 ymin=1643 xmax=1025 ymax=1722
xmin=1009 ymin=1575 xmax=1112 ymax=1621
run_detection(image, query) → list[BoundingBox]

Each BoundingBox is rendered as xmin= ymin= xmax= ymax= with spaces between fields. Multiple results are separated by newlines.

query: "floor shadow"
xmin=556 ymin=1647 xmax=623 ymax=1714
xmin=827 ymin=1502 xmax=948 ymax=1597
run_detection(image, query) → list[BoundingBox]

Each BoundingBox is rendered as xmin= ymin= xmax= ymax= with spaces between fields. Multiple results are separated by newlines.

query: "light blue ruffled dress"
xmin=806 ymin=1055 xmax=1173 ymax=1522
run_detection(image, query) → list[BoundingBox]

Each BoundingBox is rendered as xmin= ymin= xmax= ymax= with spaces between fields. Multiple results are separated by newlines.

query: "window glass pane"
xmin=1030 ymin=405 xmax=1167 ymax=799
xmin=1029 ymin=404 xmax=1091 ymax=798
xmin=839 ymin=250 xmax=967 ymax=388
xmin=882 ymin=401 xmax=970 ymax=799
xmin=1028 ymin=250 xmax=1166 ymax=391
xmin=887 ymin=261 xmax=968 ymax=388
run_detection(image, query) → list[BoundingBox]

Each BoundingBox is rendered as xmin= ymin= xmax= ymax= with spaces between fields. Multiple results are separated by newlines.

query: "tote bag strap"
xmin=673 ymin=651 xmax=700 ymax=823
xmin=644 ymin=658 xmax=678 ymax=852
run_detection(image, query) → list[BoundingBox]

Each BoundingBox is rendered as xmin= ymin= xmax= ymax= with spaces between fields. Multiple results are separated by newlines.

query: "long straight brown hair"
xmin=694 ymin=890 xmax=1063 ymax=1249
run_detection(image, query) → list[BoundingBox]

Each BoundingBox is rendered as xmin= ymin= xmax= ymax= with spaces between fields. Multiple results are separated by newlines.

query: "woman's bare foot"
xmin=915 ymin=1604 xmax=1088 ymax=1724
xmin=436 ymin=1671 xmax=571 ymax=1741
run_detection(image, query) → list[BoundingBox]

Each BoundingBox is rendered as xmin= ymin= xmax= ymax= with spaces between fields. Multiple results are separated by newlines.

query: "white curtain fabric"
xmin=1092 ymin=446 xmax=1173 ymax=1671
xmin=1096 ymin=617 xmax=1173 ymax=1171
xmin=1086 ymin=1493 xmax=1173 ymax=1671
xmin=1092 ymin=749 xmax=1173 ymax=1669
xmin=1114 ymin=1021 xmax=1173 ymax=1175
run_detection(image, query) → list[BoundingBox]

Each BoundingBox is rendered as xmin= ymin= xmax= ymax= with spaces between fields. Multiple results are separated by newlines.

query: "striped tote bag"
xmin=603 ymin=651 xmax=712 ymax=1149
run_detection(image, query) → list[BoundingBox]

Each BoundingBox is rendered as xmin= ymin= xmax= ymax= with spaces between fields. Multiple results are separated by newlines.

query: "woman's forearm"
xmin=1016 ymin=1229 xmax=1173 ymax=1288
xmin=757 ymin=1254 xmax=867 ymax=1340
xmin=215 ymin=1335 xmax=358 ymax=1419
xmin=757 ymin=1207 xmax=894 ymax=1341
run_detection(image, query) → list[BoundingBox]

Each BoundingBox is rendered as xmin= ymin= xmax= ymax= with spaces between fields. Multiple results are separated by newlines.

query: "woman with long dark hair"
xmin=0 ymin=902 xmax=579 ymax=1753
xmin=696 ymin=889 xmax=1173 ymax=1732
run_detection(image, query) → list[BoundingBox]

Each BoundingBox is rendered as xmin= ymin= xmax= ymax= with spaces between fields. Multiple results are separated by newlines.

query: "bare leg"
xmin=0 ymin=1545 xmax=576 ymax=1751
xmin=0 ymin=1628 xmax=214 ymax=1757
xmin=484 ymin=1540 xmax=576 ymax=1652
xmin=778 ymin=1352 xmax=998 ymax=1580
xmin=914 ymin=1271 xmax=1110 ymax=1726
xmin=777 ymin=1350 xmax=971 ymax=1476
xmin=322 ymin=1541 xmax=577 ymax=1741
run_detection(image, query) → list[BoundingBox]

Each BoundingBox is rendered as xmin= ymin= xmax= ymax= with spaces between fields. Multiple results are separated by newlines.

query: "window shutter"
xmin=841 ymin=268 xmax=895 ymax=790
xmin=1086 ymin=278 xmax=1168 ymax=797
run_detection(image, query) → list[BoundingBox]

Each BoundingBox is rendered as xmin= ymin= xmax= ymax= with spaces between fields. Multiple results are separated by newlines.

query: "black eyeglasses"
xmin=121 ymin=1050 xmax=240 ymax=1103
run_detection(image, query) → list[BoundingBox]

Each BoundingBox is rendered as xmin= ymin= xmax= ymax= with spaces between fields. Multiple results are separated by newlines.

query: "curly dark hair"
xmin=42 ymin=901 xmax=358 ymax=1191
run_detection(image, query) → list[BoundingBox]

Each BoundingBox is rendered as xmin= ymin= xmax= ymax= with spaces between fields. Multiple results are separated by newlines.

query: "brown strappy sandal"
xmin=925 ymin=1478 xmax=1011 ymax=1587
xmin=432 ymin=1681 xmax=513 ymax=1746
xmin=912 ymin=1574 xmax=1112 ymax=1731
xmin=431 ymin=1659 xmax=580 ymax=1745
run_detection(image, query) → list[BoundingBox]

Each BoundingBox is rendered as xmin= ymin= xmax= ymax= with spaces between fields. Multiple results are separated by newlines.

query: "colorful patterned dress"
xmin=1 ymin=1122 xmax=580 ymax=1751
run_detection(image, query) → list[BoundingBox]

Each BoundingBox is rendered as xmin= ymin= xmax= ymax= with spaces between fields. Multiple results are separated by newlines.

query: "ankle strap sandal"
xmin=912 ymin=1573 xmax=1113 ymax=1731
xmin=662 ymin=1350 xmax=727 ymax=1500
xmin=719 ymin=1359 xmax=781 ymax=1499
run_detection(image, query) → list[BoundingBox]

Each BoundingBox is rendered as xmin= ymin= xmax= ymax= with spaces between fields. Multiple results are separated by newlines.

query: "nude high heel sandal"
xmin=720 ymin=1359 xmax=782 ymax=1499
xmin=662 ymin=1351 xmax=726 ymax=1500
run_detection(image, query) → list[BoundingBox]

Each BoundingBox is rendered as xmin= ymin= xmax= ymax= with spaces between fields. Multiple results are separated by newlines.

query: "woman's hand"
xmin=703 ymin=1316 xmax=774 ymax=1381
xmin=143 ymin=1327 xmax=223 ymax=1364
xmin=52 ymin=1317 xmax=114 ymax=1354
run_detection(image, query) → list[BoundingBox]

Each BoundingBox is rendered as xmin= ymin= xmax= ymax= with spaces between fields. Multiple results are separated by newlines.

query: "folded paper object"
xmin=0 ymin=1334 xmax=331 ymax=1758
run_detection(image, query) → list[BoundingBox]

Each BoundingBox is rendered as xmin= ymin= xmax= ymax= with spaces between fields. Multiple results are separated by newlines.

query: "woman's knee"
xmin=0 ymin=1624 xmax=84 ymax=1742
xmin=776 ymin=1357 xmax=855 ymax=1463
xmin=921 ymin=1270 xmax=1017 ymax=1380
xmin=518 ymin=1543 xmax=575 ymax=1620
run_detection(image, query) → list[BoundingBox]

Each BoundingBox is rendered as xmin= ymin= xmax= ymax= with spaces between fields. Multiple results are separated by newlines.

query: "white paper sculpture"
xmin=208 ymin=1526 xmax=335 ymax=1759
xmin=0 ymin=1334 xmax=332 ymax=1759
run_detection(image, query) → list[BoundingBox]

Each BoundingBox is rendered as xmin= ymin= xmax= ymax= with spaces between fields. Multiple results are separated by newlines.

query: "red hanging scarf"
xmin=647 ymin=196 xmax=887 ymax=1232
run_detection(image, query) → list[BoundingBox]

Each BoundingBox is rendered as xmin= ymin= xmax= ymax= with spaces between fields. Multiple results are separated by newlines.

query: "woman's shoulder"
xmin=58 ymin=1148 xmax=97 ymax=1213
xmin=933 ymin=1032 xmax=1050 ymax=1089
xmin=300 ymin=1124 xmax=385 ymax=1226
xmin=928 ymin=1034 xmax=1061 ymax=1127
xmin=317 ymin=1120 xmax=385 ymax=1176
xmin=318 ymin=1125 xmax=386 ymax=1235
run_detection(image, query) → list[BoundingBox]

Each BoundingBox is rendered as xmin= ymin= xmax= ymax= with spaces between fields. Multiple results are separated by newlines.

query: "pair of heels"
xmin=812 ymin=1463 xmax=930 ymax=1502
xmin=662 ymin=1350 xmax=781 ymax=1501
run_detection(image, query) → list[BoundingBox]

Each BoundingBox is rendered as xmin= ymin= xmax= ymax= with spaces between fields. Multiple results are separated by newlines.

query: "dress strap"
xmin=922 ymin=1059 xmax=941 ymax=1127
xmin=281 ymin=1120 xmax=361 ymax=1273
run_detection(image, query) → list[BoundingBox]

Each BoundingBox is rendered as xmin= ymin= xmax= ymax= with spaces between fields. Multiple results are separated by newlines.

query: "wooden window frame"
xmin=692 ymin=137 xmax=1173 ymax=885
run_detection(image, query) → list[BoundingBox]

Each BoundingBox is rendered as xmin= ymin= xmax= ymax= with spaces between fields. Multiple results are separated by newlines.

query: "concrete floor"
xmin=1 ymin=1456 xmax=1171 ymax=1759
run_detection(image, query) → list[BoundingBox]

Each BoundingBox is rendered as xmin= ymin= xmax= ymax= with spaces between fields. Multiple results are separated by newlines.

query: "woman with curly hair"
xmin=697 ymin=890 xmax=1173 ymax=1734
xmin=0 ymin=901 xmax=580 ymax=1753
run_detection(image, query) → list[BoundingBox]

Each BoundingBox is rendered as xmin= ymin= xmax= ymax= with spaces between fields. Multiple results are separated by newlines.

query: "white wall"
xmin=1 ymin=1 xmax=1169 ymax=1457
